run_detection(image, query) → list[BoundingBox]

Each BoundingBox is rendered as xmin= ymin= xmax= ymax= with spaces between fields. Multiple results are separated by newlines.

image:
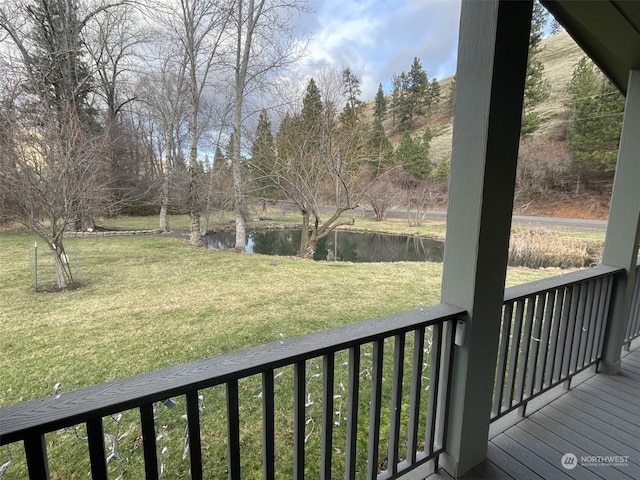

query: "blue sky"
xmin=297 ymin=0 xmax=462 ymax=100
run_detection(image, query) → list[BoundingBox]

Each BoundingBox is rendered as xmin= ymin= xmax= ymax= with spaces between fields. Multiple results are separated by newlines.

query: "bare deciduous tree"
xmin=84 ymin=3 xmax=152 ymax=208
xmin=147 ymin=0 xmax=233 ymax=245
xmin=363 ymin=171 xmax=404 ymax=221
xmin=228 ymin=0 xmax=307 ymax=251
xmin=137 ymin=46 xmax=191 ymax=231
xmin=1 ymin=100 xmax=110 ymax=288
xmin=267 ymin=76 xmax=370 ymax=257
xmin=0 ymin=0 xmax=127 ymax=288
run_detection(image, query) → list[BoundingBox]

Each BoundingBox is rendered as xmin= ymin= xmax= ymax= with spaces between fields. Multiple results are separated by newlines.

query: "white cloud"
xmin=298 ymin=0 xmax=461 ymax=100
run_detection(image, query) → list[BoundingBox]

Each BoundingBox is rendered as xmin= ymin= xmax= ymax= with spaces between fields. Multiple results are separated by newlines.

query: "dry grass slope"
xmin=399 ymin=31 xmax=585 ymax=166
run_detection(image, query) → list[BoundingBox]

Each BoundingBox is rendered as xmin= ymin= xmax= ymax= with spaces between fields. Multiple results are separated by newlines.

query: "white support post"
xmin=439 ymin=0 xmax=532 ymax=477
xmin=600 ymin=69 xmax=640 ymax=374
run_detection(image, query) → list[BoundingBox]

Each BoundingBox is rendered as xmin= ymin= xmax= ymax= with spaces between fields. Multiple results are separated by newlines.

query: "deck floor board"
xmin=593 ymin=373 xmax=640 ymax=395
xmin=552 ymin=395 xmax=640 ymax=439
xmin=439 ymin=348 xmax=640 ymax=480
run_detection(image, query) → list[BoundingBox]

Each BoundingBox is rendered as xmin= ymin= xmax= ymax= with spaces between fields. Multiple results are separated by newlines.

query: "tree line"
xmin=0 ymin=0 xmax=306 ymax=287
xmin=0 ymin=0 xmax=625 ymax=289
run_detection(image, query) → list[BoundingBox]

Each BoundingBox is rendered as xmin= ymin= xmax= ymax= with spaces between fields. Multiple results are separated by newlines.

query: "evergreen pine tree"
xmin=337 ymin=103 xmax=364 ymax=165
xmin=250 ymin=110 xmax=278 ymax=199
xmin=446 ymin=75 xmax=456 ymax=115
xmin=301 ymin=78 xmax=324 ymax=154
xmin=251 ymin=110 xmax=275 ymax=161
xmin=276 ymin=112 xmax=300 ymax=161
xmin=398 ymin=57 xmax=428 ymax=131
xmin=225 ymin=132 xmax=236 ymax=161
xmin=342 ymin=68 xmax=363 ymax=114
xmin=521 ymin=1 xmax=551 ymax=135
xmin=566 ymin=57 xmax=624 ymax=187
xmin=391 ymin=73 xmax=403 ymax=127
xmin=395 ymin=129 xmax=432 ymax=180
xmin=336 ymin=70 xmax=364 ymax=162
xmin=426 ymin=78 xmax=441 ymax=109
xmin=433 ymin=159 xmax=450 ymax=182
xmin=213 ymin=146 xmax=226 ymax=171
xmin=25 ymin=0 xmax=95 ymax=123
xmin=374 ymin=83 xmax=387 ymax=122
xmin=367 ymin=118 xmax=394 ymax=172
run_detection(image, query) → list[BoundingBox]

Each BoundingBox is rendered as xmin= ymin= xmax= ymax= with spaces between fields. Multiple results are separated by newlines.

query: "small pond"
xmin=204 ymin=229 xmax=444 ymax=263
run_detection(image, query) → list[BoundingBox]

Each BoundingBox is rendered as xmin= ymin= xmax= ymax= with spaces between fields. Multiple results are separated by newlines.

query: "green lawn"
xmin=0 ymin=225 xmax=575 ymax=478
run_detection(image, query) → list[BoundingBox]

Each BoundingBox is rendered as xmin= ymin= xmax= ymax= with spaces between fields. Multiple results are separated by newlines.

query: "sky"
xmin=296 ymin=0 xmax=462 ymax=100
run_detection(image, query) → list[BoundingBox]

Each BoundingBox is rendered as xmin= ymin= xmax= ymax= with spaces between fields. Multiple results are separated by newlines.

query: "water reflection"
xmin=204 ymin=229 xmax=444 ymax=263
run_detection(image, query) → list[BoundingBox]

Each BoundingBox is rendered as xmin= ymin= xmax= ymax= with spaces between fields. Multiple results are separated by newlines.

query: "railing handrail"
xmin=0 ymin=302 xmax=465 ymax=446
xmin=492 ymin=264 xmax=623 ymax=422
xmin=503 ymin=264 xmax=623 ymax=303
xmin=624 ymin=262 xmax=640 ymax=344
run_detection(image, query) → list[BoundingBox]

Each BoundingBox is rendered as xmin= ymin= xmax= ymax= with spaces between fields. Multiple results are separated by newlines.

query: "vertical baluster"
xmin=597 ymin=275 xmax=615 ymax=357
xmin=569 ymin=283 xmax=588 ymax=375
xmin=345 ymin=346 xmax=360 ymax=480
xmin=525 ymin=293 xmax=546 ymax=399
xmin=591 ymin=277 xmax=609 ymax=361
xmin=634 ymin=287 xmax=640 ymax=337
xmin=293 ymin=361 xmax=306 ymax=480
xmin=366 ymin=339 xmax=384 ymax=480
xmin=186 ymin=391 xmax=203 ymax=480
xmin=425 ymin=324 xmax=442 ymax=455
xmin=629 ymin=274 xmax=640 ymax=340
xmin=406 ymin=328 xmax=425 ymax=464
xmin=515 ymin=297 xmax=536 ymax=405
xmin=560 ymin=284 xmax=580 ymax=380
xmin=553 ymin=286 xmax=573 ymax=383
xmin=86 ymin=417 xmax=107 ymax=480
xmin=263 ymin=370 xmax=276 ymax=480
xmin=321 ymin=354 xmax=334 ymax=480
xmin=584 ymin=279 xmax=602 ymax=366
xmin=226 ymin=380 xmax=241 ymax=480
xmin=387 ymin=333 xmax=406 ymax=475
xmin=140 ymin=403 xmax=159 ymax=480
xmin=492 ymin=303 xmax=513 ymax=418
xmin=633 ymin=267 xmax=640 ymax=337
xmin=504 ymin=299 xmax=524 ymax=409
xmin=623 ymin=272 xmax=637 ymax=342
xmin=24 ymin=433 xmax=50 ymax=479
xmin=577 ymin=280 xmax=595 ymax=369
xmin=545 ymin=287 xmax=565 ymax=387
xmin=536 ymin=290 xmax=556 ymax=392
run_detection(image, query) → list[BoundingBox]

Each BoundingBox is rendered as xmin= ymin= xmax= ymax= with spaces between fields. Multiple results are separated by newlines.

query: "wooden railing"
xmin=0 ymin=304 xmax=464 ymax=480
xmin=491 ymin=265 xmax=623 ymax=421
xmin=623 ymin=262 xmax=640 ymax=347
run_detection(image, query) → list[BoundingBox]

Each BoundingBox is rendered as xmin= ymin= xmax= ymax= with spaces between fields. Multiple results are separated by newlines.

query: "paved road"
xmin=346 ymin=207 xmax=607 ymax=232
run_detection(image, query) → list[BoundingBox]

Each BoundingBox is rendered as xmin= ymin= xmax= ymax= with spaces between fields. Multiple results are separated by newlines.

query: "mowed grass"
xmin=0 ymin=228 xmax=573 ymax=406
xmin=0 ymin=229 xmax=568 ymax=478
xmin=2 ymin=232 xmax=444 ymax=406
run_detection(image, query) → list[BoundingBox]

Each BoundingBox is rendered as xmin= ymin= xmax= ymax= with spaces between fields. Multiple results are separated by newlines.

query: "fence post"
xmin=34 ymin=241 xmax=38 ymax=292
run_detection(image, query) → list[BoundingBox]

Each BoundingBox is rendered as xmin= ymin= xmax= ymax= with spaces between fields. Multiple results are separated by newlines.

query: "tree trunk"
xmin=159 ymin=159 xmax=170 ymax=232
xmin=159 ymin=204 xmax=169 ymax=232
xmin=51 ymin=239 xmax=72 ymax=289
xmin=233 ymin=158 xmax=246 ymax=250
xmin=232 ymin=0 xmax=250 ymax=252
xmin=189 ymin=211 xmax=201 ymax=245
xmin=188 ymin=107 xmax=202 ymax=245
xmin=298 ymin=211 xmax=316 ymax=258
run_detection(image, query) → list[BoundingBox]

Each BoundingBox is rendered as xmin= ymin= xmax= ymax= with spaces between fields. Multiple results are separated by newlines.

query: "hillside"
xmin=392 ymin=31 xmax=583 ymax=163
xmin=378 ymin=31 xmax=610 ymax=220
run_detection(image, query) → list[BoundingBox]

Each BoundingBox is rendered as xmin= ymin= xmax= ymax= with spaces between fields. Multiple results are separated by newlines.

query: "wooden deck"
xmin=429 ymin=345 xmax=640 ymax=480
